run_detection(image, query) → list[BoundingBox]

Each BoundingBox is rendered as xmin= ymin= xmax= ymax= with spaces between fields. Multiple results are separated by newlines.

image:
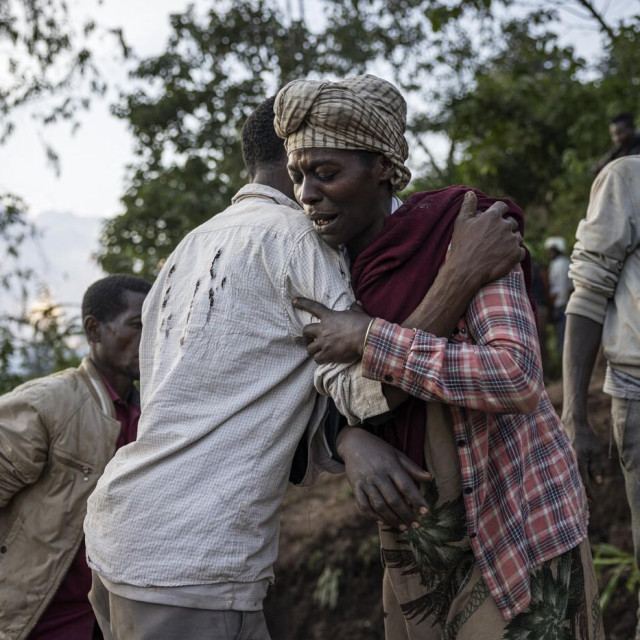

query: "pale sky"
xmin=0 ymin=0 xmax=633 ymax=311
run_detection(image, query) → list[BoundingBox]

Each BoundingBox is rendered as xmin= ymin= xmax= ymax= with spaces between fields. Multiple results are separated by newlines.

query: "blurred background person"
xmin=590 ymin=112 xmax=640 ymax=177
xmin=563 ymin=155 xmax=640 ymax=640
xmin=545 ymin=236 xmax=573 ymax=362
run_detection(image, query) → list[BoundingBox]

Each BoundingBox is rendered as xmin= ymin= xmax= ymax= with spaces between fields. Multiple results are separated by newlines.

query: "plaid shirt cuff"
xmin=362 ymin=318 xmax=416 ymax=385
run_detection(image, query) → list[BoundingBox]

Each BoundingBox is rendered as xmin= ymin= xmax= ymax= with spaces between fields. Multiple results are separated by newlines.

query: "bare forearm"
xmin=403 ymin=258 xmax=480 ymax=337
xmin=562 ymin=314 xmax=603 ymax=423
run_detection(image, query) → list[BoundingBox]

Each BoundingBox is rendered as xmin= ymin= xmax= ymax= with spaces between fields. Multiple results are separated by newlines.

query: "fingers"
xmin=306 ymin=340 xmax=322 ymax=357
xmin=363 ymin=481 xmax=415 ymax=529
xmin=302 ymin=324 xmax=320 ymax=342
xmin=459 ymin=191 xmax=478 ymax=218
xmin=484 ymin=200 xmax=508 ymax=218
xmin=353 ymin=485 xmax=381 ymax=523
xmin=577 ymin=459 xmax=595 ymax=502
xmin=389 ymin=470 xmax=429 ymax=516
xmin=398 ymin=455 xmax=433 ymax=485
xmin=588 ymin=455 xmax=605 ymax=486
xmin=293 ymin=297 xmax=330 ymax=319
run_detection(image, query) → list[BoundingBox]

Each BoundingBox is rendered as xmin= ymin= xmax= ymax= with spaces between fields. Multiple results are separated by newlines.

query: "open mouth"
xmin=310 ymin=213 xmax=338 ymax=230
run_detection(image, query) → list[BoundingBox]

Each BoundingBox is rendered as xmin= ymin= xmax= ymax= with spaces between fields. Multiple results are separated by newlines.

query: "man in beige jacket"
xmin=0 ymin=274 xmax=150 ymax=640
xmin=563 ymin=155 xmax=640 ymax=638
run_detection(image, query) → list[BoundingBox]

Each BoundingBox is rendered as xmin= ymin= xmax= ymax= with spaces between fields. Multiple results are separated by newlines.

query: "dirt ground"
xmin=264 ymin=373 xmax=636 ymax=639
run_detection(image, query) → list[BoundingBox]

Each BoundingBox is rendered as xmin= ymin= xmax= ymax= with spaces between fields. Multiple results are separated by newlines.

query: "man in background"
xmin=544 ymin=235 xmax=572 ymax=360
xmin=591 ymin=112 xmax=640 ymax=176
xmin=563 ymin=155 xmax=640 ymax=639
xmin=0 ymin=274 xmax=150 ymax=640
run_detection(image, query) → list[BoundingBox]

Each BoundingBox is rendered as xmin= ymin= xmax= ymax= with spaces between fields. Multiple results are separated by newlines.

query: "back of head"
xmin=82 ymin=274 xmax=152 ymax=323
xmin=611 ymin=112 xmax=635 ymax=128
xmin=273 ymin=74 xmax=411 ymax=192
xmin=241 ymin=96 xmax=287 ymax=179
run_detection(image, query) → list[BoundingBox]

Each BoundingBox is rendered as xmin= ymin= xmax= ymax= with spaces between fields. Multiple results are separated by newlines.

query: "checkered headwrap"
xmin=274 ymin=74 xmax=411 ymax=191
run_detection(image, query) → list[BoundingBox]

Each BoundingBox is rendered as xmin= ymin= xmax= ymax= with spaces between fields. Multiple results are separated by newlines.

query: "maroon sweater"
xmin=351 ymin=186 xmax=532 ymax=467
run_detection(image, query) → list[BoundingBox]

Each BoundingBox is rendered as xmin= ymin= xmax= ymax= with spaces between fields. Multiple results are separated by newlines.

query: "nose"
xmin=298 ymin=177 xmax=321 ymax=206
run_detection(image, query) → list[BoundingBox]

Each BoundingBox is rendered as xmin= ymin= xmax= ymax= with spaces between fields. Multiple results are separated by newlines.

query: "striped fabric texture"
xmin=362 ymin=267 xmax=589 ymax=620
xmin=274 ymin=74 xmax=411 ymax=191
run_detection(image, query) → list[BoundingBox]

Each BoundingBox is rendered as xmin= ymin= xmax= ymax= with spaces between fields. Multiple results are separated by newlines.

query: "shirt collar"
xmin=94 ymin=365 xmax=140 ymax=408
xmin=390 ymin=195 xmax=403 ymax=214
xmin=231 ymin=183 xmax=301 ymax=211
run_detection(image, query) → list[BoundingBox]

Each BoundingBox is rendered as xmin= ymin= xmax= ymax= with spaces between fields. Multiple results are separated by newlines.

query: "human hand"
xmin=292 ymin=297 xmax=373 ymax=364
xmin=448 ymin=191 xmax=526 ymax=286
xmin=337 ymin=427 xmax=432 ymax=530
xmin=562 ymin=412 xmax=606 ymax=500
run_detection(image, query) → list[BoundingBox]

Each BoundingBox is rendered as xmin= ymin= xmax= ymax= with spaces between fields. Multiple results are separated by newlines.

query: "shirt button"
xmin=457 ymin=439 xmax=467 ymax=447
xmin=464 ymin=487 xmax=473 ymax=495
xmin=384 ymin=374 xmax=393 ymax=383
xmin=0 ymin=546 xmax=6 ymax=553
xmin=469 ymin=532 xmax=477 ymax=539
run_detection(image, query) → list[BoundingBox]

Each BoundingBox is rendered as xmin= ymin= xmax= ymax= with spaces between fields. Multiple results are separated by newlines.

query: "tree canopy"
xmin=0 ymin=0 xmax=127 ymax=389
xmin=96 ymin=0 xmax=639 ymax=279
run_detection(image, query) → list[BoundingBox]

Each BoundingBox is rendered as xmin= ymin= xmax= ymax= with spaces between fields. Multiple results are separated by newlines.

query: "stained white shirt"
xmin=84 ymin=184 xmax=387 ymax=603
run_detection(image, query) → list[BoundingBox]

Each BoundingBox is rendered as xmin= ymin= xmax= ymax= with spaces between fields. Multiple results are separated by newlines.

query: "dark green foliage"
xmin=99 ymin=1 xmax=640 ymax=279
xmin=96 ymin=0 xmax=517 ymax=278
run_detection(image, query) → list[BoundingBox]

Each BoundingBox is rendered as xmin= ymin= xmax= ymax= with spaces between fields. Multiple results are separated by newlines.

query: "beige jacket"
xmin=0 ymin=358 xmax=121 ymax=640
xmin=567 ymin=156 xmax=640 ymax=377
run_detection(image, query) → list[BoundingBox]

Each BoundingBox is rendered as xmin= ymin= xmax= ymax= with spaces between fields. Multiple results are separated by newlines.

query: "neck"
xmin=347 ymin=192 xmax=393 ymax=261
xmin=252 ymin=165 xmax=295 ymax=201
xmin=90 ymin=358 xmax=133 ymax=400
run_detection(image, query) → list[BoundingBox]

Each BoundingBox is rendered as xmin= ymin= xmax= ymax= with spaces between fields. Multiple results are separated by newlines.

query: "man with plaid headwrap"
xmin=277 ymin=74 xmax=603 ymax=639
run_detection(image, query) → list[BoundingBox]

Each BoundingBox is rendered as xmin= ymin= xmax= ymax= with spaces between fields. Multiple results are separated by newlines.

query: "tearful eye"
xmin=289 ymin=172 xmax=302 ymax=185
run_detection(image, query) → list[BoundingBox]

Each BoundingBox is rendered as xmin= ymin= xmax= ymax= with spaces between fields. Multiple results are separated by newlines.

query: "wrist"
xmin=360 ymin=318 xmax=376 ymax=356
xmin=336 ymin=426 xmax=362 ymax=460
xmin=440 ymin=256 xmax=481 ymax=294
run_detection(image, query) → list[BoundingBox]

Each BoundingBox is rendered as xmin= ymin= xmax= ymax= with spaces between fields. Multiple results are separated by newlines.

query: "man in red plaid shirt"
xmin=275 ymin=74 xmax=603 ymax=639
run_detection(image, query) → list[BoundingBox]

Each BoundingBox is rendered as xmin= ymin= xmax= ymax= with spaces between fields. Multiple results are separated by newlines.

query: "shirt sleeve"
xmin=0 ymin=387 xmax=49 ymax=507
xmin=283 ymin=230 xmax=389 ymax=424
xmin=567 ymin=159 xmax=640 ymax=324
xmin=361 ymin=267 xmax=543 ymax=414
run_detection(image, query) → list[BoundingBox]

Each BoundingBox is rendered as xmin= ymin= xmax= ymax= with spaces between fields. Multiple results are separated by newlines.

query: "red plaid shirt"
xmin=362 ymin=267 xmax=588 ymax=620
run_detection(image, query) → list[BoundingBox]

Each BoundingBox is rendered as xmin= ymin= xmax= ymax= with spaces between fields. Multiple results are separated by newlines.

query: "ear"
xmin=84 ymin=316 xmax=101 ymax=344
xmin=377 ymin=155 xmax=395 ymax=184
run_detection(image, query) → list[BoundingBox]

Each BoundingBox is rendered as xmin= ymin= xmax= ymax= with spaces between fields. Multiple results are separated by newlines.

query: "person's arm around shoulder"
xmin=296 ymin=192 xmax=526 ymax=408
xmin=362 ymin=265 xmax=543 ymax=414
xmin=0 ymin=384 xmax=50 ymax=507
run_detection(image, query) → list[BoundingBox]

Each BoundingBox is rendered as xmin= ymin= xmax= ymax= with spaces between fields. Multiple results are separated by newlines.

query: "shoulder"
xmin=595 ymin=156 xmax=640 ymax=195
xmin=185 ymin=196 xmax=312 ymax=244
xmin=1 ymin=366 xmax=88 ymax=413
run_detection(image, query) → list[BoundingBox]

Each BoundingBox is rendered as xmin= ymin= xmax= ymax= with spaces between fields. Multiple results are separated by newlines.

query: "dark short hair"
xmin=241 ymin=96 xmax=287 ymax=178
xmin=611 ymin=112 xmax=635 ymax=127
xmin=82 ymin=274 xmax=152 ymax=322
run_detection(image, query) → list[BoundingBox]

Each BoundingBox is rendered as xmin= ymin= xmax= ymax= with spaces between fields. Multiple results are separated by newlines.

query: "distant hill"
xmin=1 ymin=210 xmax=105 ymax=313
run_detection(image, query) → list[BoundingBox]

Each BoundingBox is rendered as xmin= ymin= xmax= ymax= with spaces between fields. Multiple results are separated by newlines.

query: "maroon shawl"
xmin=350 ymin=186 xmax=533 ymax=467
